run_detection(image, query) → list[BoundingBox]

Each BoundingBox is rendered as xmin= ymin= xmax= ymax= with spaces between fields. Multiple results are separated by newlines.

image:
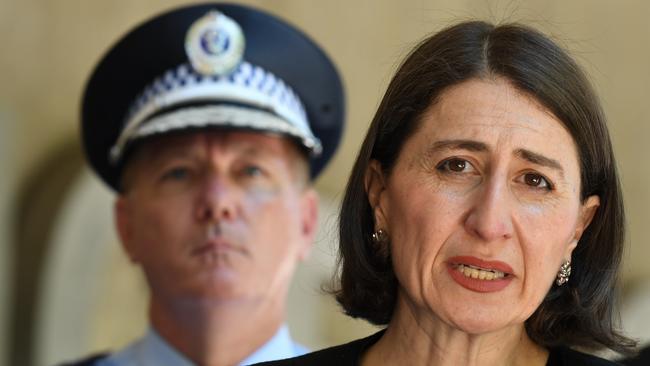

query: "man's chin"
xmin=181 ymin=287 xmax=262 ymax=307
xmin=184 ymin=268 xmax=256 ymax=301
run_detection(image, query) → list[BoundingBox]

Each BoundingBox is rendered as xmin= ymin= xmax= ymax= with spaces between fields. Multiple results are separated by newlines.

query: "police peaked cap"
xmin=81 ymin=2 xmax=345 ymax=191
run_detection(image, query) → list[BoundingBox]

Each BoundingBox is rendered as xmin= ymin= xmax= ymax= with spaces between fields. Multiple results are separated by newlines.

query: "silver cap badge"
xmin=185 ymin=11 xmax=245 ymax=76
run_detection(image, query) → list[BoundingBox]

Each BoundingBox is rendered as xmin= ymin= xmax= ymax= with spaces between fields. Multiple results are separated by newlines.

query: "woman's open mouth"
xmin=455 ymin=263 xmax=506 ymax=281
xmin=446 ymin=256 xmax=514 ymax=293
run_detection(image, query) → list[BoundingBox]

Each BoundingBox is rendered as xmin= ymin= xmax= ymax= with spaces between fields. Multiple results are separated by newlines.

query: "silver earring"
xmin=371 ymin=229 xmax=390 ymax=260
xmin=555 ymin=260 xmax=571 ymax=286
xmin=371 ymin=229 xmax=386 ymax=243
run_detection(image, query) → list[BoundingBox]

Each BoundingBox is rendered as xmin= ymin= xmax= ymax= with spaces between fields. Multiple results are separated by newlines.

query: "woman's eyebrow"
xmin=416 ymin=139 xmax=488 ymax=169
xmin=515 ymin=148 xmax=565 ymax=178
xmin=425 ymin=139 xmax=489 ymax=156
xmin=424 ymin=140 xmax=565 ymax=172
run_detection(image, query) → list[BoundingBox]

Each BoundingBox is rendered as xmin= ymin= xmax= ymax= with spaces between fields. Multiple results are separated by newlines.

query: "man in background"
xmin=66 ymin=3 xmax=344 ymax=365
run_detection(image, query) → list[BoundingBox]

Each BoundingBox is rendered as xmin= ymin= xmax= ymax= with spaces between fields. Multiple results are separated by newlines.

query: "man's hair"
xmin=335 ymin=21 xmax=634 ymax=353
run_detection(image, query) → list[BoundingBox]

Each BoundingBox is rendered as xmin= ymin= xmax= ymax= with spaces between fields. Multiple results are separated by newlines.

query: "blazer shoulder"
xmin=253 ymin=330 xmax=385 ymax=366
xmin=550 ymin=347 xmax=622 ymax=366
xmin=57 ymin=353 xmax=110 ymax=366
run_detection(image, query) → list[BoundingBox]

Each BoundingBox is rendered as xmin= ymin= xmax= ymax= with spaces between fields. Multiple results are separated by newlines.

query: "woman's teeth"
xmin=456 ymin=264 xmax=505 ymax=280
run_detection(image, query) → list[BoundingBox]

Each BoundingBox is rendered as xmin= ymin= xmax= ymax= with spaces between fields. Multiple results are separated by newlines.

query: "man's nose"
xmin=463 ymin=178 xmax=514 ymax=242
xmin=195 ymin=173 xmax=238 ymax=222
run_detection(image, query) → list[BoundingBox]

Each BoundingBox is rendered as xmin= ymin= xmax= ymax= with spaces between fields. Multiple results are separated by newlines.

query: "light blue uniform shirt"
xmin=98 ymin=325 xmax=307 ymax=366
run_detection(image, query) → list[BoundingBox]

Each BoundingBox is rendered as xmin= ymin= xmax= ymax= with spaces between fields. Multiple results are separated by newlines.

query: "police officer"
xmin=66 ymin=3 xmax=344 ymax=365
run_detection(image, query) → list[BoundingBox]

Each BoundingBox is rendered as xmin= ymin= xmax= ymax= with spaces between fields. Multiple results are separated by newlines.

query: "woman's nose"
xmin=464 ymin=178 xmax=514 ymax=242
xmin=194 ymin=174 xmax=238 ymax=222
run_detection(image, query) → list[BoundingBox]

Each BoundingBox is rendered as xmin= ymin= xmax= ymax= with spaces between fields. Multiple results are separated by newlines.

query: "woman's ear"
xmin=365 ymin=160 xmax=389 ymax=229
xmin=574 ymin=195 xmax=600 ymax=242
xmin=561 ymin=196 xmax=599 ymax=261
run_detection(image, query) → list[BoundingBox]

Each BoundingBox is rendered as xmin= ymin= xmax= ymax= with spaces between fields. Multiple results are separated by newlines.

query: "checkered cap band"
xmin=132 ymin=104 xmax=320 ymax=151
xmin=109 ymin=61 xmax=316 ymax=163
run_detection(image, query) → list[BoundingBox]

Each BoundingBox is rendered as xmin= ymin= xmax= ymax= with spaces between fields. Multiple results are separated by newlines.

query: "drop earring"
xmin=371 ymin=229 xmax=386 ymax=243
xmin=555 ymin=260 xmax=571 ymax=286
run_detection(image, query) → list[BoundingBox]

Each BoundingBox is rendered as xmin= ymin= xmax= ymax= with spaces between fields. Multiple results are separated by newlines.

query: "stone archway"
xmin=9 ymin=142 xmax=148 ymax=366
xmin=33 ymin=168 xmax=148 ymax=366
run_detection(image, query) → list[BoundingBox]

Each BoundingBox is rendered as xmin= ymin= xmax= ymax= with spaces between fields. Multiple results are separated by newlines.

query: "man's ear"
xmin=365 ymin=160 xmax=388 ymax=230
xmin=297 ymin=188 xmax=319 ymax=261
xmin=115 ymin=196 xmax=140 ymax=263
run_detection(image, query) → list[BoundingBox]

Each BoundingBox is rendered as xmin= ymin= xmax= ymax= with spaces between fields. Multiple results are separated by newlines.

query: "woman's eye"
xmin=522 ymin=173 xmax=552 ymax=190
xmin=437 ymin=158 xmax=474 ymax=173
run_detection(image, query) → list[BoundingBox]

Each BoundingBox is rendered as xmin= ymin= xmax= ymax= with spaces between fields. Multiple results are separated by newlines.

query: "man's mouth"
xmin=192 ymin=241 xmax=233 ymax=256
xmin=193 ymin=225 xmax=238 ymax=254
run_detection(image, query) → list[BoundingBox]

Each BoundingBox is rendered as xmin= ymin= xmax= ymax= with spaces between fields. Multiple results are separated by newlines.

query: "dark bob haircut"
xmin=336 ymin=21 xmax=634 ymax=353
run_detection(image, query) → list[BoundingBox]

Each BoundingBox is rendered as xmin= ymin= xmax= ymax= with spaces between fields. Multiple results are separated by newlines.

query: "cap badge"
xmin=185 ymin=11 xmax=245 ymax=76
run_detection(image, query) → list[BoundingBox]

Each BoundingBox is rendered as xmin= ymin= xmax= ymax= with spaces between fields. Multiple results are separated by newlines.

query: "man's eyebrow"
xmin=515 ymin=148 xmax=564 ymax=177
xmin=233 ymin=145 xmax=290 ymax=166
xmin=238 ymin=144 xmax=270 ymax=158
xmin=151 ymin=147 xmax=196 ymax=162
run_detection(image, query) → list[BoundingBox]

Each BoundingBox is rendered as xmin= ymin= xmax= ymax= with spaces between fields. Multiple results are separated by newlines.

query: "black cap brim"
xmin=82 ymin=2 xmax=344 ymax=191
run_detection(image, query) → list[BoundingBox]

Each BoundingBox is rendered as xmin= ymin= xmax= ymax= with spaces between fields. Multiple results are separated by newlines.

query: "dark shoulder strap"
xmin=547 ymin=347 xmax=622 ymax=366
xmin=619 ymin=345 xmax=650 ymax=366
xmin=251 ymin=330 xmax=386 ymax=366
xmin=57 ymin=353 xmax=110 ymax=366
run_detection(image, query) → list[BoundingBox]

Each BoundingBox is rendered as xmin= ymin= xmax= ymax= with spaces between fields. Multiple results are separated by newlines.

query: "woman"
xmin=256 ymin=21 xmax=634 ymax=365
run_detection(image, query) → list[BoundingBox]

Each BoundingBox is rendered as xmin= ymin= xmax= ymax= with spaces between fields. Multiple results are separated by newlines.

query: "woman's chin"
xmin=442 ymin=318 xmax=507 ymax=336
xmin=441 ymin=307 xmax=521 ymax=336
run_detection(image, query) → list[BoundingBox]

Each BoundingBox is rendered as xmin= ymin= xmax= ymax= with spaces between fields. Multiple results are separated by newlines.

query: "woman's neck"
xmin=361 ymin=296 xmax=548 ymax=366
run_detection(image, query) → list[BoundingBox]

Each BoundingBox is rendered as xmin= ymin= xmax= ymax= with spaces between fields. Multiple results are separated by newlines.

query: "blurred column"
xmin=0 ymin=108 xmax=10 ymax=366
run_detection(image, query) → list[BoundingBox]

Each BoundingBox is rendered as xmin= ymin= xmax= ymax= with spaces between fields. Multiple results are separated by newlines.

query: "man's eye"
xmin=436 ymin=158 xmax=473 ymax=173
xmin=242 ymin=165 xmax=264 ymax=177
xmin=162 ymin=167 xmax=191 ymax=181
xmin=523 ymin=173 xmax=552 ymax=190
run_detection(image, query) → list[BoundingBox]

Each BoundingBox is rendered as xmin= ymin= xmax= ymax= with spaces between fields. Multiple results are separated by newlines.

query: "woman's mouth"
xmin=455 ymin=263 xmax=506 ymax=280
xmin=446 ymin=256 xmax=514 ymax=293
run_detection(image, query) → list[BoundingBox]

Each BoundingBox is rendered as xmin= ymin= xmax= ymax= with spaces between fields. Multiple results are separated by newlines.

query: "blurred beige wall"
xmin=1 ymin=112 xmax=12 ymax=365
xmin=2 ymin=0 xmax=650 ymax=365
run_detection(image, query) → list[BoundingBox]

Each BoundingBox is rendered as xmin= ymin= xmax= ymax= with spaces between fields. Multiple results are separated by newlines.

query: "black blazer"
xmin=252 ymin=331 xmax=622 ymax=366
xmin=620 ymin=344 xmax=650 ymax=366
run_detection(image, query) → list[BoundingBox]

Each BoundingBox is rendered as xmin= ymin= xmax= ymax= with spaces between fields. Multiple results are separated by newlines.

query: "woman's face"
xmin=367 ymin=78 xmax=599 ymax=334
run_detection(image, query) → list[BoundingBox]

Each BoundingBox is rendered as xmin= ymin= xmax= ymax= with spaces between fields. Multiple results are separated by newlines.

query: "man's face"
xmin=115 ymin=131 xmax=317 ymax=307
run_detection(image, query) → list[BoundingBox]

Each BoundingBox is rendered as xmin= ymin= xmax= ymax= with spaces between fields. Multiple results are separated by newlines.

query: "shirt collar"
xmin=240 ymin=325 xmax=307 ymax=365
xmin=135 ymin=327 xmax=195 ymax=366
xmin=103 ymin=325 xmax=305 ymax=366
